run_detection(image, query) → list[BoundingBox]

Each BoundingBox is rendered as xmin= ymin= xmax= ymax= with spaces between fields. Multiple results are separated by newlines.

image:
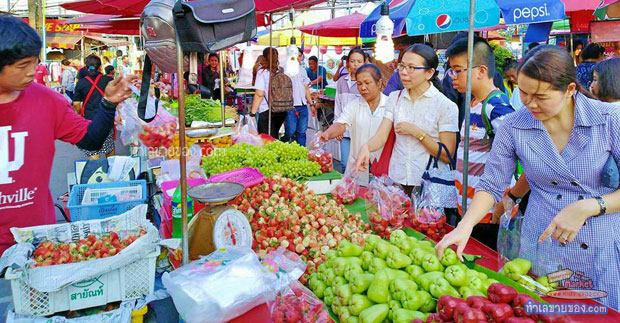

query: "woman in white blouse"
xmin=319 ymin=64 xmax=388 ymax=183
xmin=334 ymin=48 xmax=367 ymax=173
xmin=356 ymin=44 xmax=459 ymax=195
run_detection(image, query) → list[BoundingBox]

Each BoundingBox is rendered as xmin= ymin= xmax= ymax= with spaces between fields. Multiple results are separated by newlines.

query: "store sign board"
xmin=21 ymin=18 xmax=81 ymax=34
xmin=591 ymin=20 xmax=620 ymax=43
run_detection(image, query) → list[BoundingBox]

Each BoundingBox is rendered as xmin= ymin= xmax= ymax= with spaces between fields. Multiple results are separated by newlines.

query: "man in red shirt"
xmin=0 ymin=15 xmax=135 ymax=254
xmin=34 ymin=62 xmax=49 ymax=86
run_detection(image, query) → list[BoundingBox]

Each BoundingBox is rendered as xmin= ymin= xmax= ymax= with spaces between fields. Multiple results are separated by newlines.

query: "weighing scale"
xmin=186 ymin=182 xmax=252 ymax=260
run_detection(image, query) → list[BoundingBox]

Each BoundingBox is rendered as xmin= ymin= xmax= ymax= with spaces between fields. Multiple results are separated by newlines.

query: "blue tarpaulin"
xmin=524 ymin=21 xmax=554 ymax=42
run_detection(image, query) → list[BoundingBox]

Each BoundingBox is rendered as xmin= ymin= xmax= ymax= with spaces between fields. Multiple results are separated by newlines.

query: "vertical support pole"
xmin=461 ymin=0 xmax=476 ymax=215
xmin=176 ymin=37 xmax=189 ymax=265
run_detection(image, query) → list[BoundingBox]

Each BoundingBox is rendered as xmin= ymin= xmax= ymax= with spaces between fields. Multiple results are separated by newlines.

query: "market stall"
xmin=3 ymin=0 xmax=620 ymax=322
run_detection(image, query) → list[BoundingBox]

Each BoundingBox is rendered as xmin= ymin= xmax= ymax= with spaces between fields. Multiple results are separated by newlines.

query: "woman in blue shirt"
xmin=437 ymin=45 xmax=620 ymax=310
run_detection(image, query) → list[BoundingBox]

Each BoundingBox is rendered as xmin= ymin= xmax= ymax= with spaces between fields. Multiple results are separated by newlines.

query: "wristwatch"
xmin=507 ymin=190 xmax=522 ymax=204
xmin=417 ymin=133 xmax=426 ymax=142
xmin=594 ymin=196 xmax=606 ymax=216
xmin=101 ymin=98 xmax=118 ymax=111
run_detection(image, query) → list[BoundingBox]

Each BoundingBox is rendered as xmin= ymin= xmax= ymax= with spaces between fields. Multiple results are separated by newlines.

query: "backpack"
xmin=480 ymin=89 xmax=504 ymax=147
xmin=480 ymin=89 xmax=522 ymax=179
xmin=268 ymin=68 xmax=294 ymax=113
xmin=172 ymin=0 xmax=256 ymax=53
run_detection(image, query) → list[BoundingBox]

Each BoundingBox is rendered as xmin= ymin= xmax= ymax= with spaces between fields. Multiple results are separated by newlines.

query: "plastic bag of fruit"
xmin=331 ymin=171 xmax=360 ymax=205
xmin=411 ymin=183 xmax=448 ymax=241
xmin=308 ymin=136 xmax=333 ymax=173
xmin=138 ymin=107 xmax=178 ymax=150
xmin=233 ymin=115 xmax=264 ymax=147
xmin=368 ymin=176 xmax=410 ymax=225
xmin=270 ymin=280 xmax=333 ymax=323
xmin=0 ymin=205 xmax=159 ymax=293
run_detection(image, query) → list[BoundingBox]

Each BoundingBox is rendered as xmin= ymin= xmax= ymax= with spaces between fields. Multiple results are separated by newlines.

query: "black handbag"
xmin=172 ymin=0 xmax=256 ymax=53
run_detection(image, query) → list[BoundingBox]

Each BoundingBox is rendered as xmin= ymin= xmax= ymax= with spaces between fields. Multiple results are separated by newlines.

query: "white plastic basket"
xmin=5 ymin=248 xmax=159 ymax=316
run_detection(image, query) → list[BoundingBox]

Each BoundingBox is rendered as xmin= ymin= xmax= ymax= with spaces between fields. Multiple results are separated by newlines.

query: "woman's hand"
xmin=318 ymin=131 xmax=330 ymax=143
xmin=491 ymin=196 xmax=515 ymax=224
xmin=435 ymin=222 xmax=475 ymax=262
xmin=104 ymin=75 xmax=138 ymax=104
xmin=356 ymin=145 xmax=371 ymax=172
xmin=538 ymin=199 xmax=597 ymax=243
xmin=395 ymin=122 xmax=422 ymax=138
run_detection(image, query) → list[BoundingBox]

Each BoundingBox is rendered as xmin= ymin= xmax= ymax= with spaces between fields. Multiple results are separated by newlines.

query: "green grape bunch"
xmin=202 ymin=142 xmax=321 ymax=180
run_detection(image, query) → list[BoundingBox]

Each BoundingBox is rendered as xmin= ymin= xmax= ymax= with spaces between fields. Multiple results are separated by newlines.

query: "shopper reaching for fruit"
xmin=435 ymin=45 xmax=620 ymax=311
xmin=0 ymin=16 xmax=135 ymax=255
xmin=319 ymin=63 xmax=388 ymax=183
xmin=356 ymin=44 xmax=459 ymax=196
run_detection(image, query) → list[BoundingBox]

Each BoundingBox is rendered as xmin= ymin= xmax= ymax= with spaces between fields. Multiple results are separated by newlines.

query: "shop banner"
xmin=405 ymin=0 xmax=501 ymax=36
xmin=21 ymin=18 xmax=81 ymax=34
xmin=498 ymin=0 xmax=566 ymax=25
xmin=591 ymin=20 xmax=620 ymax=42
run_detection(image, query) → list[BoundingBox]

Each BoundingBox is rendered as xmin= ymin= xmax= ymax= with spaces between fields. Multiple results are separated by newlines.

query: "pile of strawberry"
xmin=411 ymin=208 xmax=451 ymax=241
xmin=31 ymin=230 xmax=146 ymax=267
xmin=271 ymin=282 xmax=333 ymax=323
xmin=230 ymin=175 xmax=371 ymax=282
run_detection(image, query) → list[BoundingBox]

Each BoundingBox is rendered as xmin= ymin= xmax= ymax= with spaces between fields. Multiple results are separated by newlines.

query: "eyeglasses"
xmin=397 ymin=63 xmax=430 ymax=74
xmin=447 ymin=66 xmax=480 ymax=78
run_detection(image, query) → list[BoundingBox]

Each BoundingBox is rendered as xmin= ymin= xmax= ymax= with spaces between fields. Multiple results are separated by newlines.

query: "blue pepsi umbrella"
xmin=406 ymin=0 xmax=501 ymax=36
xmin=360 ymin=0 xmax=567 ymax=38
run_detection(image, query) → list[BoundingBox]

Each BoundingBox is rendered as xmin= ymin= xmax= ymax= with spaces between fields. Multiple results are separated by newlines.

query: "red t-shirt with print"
xmin=0 ymin=83 xmax=90 ymax=254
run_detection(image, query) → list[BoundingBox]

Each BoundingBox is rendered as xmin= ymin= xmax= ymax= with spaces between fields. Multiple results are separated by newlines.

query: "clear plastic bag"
xmin=261 ymin=247 xmax=307 ymax=294
xmin=233 ymin=115 xmax=264 ymax=146
xmin=308 ymin=136 xmax=333 ymax=173
xmin=162 ymin=247 xmax=276 ymax=323
xmin=270 ymin=280 xmax=333 ymax=323
xmin=366 ymin=176 xmax=410 ymax=237
xmin=496 ymin=203 xmax=555 ymax=294
xmin=331 ymin=171 xmax=359 ymax=205
xmin=137 ymin=107 xmax=178 ymax=149
xmin=411 ymin=181 xmax=449 ymax=241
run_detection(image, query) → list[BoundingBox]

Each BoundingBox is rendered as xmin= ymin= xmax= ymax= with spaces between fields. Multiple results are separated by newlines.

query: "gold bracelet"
xmin=417 ymin=133 xmax=426 ymax=141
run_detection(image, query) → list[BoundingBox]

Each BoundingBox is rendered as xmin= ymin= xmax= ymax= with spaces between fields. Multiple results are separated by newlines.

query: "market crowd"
xmin=2 ymin=13 xmax=620 ymax=310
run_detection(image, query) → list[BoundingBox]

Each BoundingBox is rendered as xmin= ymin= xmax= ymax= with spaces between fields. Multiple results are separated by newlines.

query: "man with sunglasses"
xmin=446 ymin=36 xmax=515 ymax=249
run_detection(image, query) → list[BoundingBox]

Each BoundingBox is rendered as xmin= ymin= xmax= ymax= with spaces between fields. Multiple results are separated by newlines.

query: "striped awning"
xmin=46 ymin=33 xmax=82 ymax=49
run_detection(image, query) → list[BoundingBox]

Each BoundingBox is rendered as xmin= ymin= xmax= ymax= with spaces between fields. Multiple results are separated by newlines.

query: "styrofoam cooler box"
xmin=6 ymin=247 xmax=159 ymax=316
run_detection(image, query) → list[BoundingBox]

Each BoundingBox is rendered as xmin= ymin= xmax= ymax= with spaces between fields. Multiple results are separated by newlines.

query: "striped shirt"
xmin=455 ymin=92 xmax=514 ymax=221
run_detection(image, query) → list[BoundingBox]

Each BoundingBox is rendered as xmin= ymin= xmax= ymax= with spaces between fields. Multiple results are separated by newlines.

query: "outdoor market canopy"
xmin=61 ymin=0 xmax=327 ymax=16
xmin=298 ymin=12 xmax=367 ymax=38
xmin=256 ymin=29 xmax=360 ymax=46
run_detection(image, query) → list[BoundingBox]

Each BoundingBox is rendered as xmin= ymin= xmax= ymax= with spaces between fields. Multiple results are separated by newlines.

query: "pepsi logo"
xmin=436 ymin=14 xmax=452 ymax=30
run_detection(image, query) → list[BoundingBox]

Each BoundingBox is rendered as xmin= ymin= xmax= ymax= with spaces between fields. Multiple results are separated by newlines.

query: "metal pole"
xmin=175 ymin=36 xmax=189 ymax=265
xmin=268 ymin=14 xmax=273 ymax=136
xmin=220 ymin=51 xmax=225 ymax=127
xmin=461 ymin=0 xmax=476 ymax=215
xmin=41 ymin=0 xmax=46 ymax=64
